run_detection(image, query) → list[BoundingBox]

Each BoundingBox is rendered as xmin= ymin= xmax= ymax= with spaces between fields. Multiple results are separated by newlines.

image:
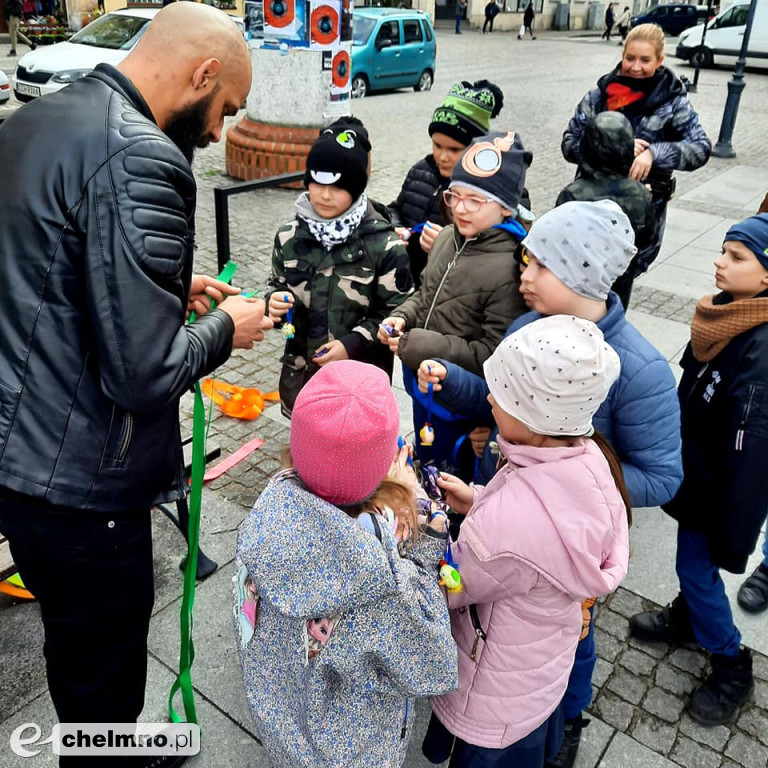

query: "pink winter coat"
xmin=431 ymin=436 xmax=629 ymax=748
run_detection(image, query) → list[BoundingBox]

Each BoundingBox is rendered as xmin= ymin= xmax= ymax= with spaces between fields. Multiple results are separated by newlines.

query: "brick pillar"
xmin=225 ymin=119 xmax=319 ymax=183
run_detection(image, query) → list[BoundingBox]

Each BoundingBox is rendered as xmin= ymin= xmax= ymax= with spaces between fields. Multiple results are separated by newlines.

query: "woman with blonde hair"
xmin=562 ymin=22 xmax=711 ymax=306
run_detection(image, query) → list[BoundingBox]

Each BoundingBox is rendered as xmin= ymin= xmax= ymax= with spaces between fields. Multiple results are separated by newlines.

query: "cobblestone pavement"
xmin=1 ymin=26 xmax=768 ymax=768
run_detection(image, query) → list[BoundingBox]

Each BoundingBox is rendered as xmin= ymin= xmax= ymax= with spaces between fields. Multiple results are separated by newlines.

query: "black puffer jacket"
xmin=389 ymin=155 xmax=449 ymax=288
xmin=556 ymin=113 xmax=657 ymax=258
xmin=663 ymin=292 xmax=768 ymax=573
xmin=0 ymin=64 xmax=234 ymax=512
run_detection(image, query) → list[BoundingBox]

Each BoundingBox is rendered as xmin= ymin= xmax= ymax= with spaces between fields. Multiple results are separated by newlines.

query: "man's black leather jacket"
xmin=0 ymin=65 xmax=234 ymax=512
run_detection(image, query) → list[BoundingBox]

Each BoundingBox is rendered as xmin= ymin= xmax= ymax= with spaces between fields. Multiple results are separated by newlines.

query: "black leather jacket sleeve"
xmin=76 ymin=136 xmax=234 ymax=415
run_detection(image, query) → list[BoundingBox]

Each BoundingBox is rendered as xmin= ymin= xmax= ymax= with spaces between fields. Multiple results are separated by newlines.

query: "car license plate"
xmin=15 ymin=83 xmax=40 ymax=97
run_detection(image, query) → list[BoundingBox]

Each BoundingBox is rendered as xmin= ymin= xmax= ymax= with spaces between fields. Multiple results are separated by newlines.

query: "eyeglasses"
xmin=519 ymin=246 xmax=531 ymax=266
xmin=442 ymin=190 xmax=494 ymax=213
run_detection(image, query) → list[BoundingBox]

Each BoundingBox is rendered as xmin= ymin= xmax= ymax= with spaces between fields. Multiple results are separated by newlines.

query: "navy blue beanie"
xmin=724 ymin=213 xmax=768 ymax=271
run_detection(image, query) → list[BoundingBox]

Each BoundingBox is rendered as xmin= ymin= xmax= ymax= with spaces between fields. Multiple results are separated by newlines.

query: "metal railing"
xmin=214 ymin=171 xmax=305 ymax=273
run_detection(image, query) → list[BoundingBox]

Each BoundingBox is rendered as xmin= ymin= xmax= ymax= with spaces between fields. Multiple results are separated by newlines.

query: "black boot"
xmin=688 ymin=648 xmax=754 ymax=726
xmin=545 ymin=716 xmax=589 ymax=768
xmin=629 ymin=593 xmax=696 ymax=645
xmin=737 ymin=563 xmax=768 ymax=613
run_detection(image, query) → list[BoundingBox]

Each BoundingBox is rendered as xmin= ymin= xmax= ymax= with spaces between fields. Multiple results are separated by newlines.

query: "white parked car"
xmin=13 ymin=8 xmax=157 ymax=102
xmin=13 ymin=8 xmax=245 ymax=102
xmin=0 ymin=70 xmax=11 ymax=104
xmin=676 ymin=1 xmax=768 ymax=69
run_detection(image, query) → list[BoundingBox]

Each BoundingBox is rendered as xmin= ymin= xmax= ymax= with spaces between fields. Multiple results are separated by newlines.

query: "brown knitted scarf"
xmin=690 ymin=295 xmax=768 ymax=362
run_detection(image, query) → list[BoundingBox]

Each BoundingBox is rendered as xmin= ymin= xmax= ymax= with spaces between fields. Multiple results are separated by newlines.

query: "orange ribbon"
xmin=201 ymin=379 xmax=280 ymax=420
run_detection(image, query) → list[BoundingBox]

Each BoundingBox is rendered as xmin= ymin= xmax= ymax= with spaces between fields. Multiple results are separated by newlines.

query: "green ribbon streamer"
xmin=169 ymin=261 xmax=239 ymax=726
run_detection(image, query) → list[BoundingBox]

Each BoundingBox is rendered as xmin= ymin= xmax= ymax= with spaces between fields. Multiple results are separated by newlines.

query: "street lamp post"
xmin=687 ymin=0 xmax=714 ymax=94
xmin=711 ymin=0 xmax=760 ymax=158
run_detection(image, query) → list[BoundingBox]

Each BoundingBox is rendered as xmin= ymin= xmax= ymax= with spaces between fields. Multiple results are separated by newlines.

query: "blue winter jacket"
xmin=434 ymin=294 xmax=683 ymax=508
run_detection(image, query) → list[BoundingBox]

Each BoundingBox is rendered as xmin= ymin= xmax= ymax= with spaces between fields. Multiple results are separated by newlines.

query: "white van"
xmin=676 ymin=0 xmax=768 ymax=68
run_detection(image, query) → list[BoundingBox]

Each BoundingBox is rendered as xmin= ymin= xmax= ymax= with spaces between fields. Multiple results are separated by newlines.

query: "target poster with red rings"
xmin=316 ymin=0 xmax=352 ymax=105
xmin=245 ymin=0 xmax=309 ymax=44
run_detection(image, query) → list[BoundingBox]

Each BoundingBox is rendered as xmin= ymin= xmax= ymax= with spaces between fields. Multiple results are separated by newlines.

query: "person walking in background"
xmin=483 ymin=0 xmax=499 ymax=34
xmin=520 ymin=1 xmax=536 ymax=39
xmin=456 ymin=0 xmax=467 ymax=34
xmin=630 ymin=214 xmax=768 ymax=727
xmin=602 ymin=2 xmax=615 ymax=40
xmin=7 ymin=0 xmax=36 ymax=56
xmin=617 ymin=5 xmax=631 ymax=42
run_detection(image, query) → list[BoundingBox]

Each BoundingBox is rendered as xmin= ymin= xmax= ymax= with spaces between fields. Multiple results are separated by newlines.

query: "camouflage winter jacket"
xmin=266 ymin=198 xmax=413 ymax=372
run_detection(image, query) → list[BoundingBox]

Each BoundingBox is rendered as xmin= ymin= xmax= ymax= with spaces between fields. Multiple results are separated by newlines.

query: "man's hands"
xmin=187 ymin=274 xmax=240 ymax=317
xmin=218 ymin=296 xmax=273 ymax=349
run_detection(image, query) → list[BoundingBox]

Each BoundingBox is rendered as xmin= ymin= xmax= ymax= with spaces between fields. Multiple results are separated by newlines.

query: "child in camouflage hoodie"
xmin=234 ymin=361 xmax=458 ymax=768
xmin=266 ymin=117 xmax=413 ymax=416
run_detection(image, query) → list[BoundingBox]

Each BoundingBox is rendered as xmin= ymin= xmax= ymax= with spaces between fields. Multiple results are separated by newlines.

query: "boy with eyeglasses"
xmin=378 ymin=131 xmax=531 ymax=479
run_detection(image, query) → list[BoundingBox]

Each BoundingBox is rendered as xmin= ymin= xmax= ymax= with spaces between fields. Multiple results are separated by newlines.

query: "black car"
xmin=631 ymin=4 xmax=708 ymax=36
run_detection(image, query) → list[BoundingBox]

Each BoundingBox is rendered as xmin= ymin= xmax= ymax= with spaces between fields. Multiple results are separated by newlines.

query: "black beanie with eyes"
xmin=304 ymin=116 xmax=371 ymax=202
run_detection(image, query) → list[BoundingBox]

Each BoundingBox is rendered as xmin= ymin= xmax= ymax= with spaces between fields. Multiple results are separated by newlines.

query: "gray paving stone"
xmin=667 ymin=648 xmax=707 ymax=678
xmin=595 ymin=627 xmax=624 ymax=663
xmin=574 ymin=717 xmax=614 ymax=768
xmin=620 ymin=648 xmax=658 ymax=677
xmin=655 ymin=663 xmax=696 ymax=697
xmin=608 ymin=589 xmax=646 ymax=620
xmin=643 ymin=688 xmax=686 ymax=724
xmin=737 ymin=709 xmax=768 ymax=747
xmin=755 ymin=681 xmax=768 ymax=710
xmin=669 ymin=735 xmax=720 ymax=768
xmin=678 ymin=714 xmax=731 ymax=752
xmin=607 ymin=669 xmax=648 ymax=706
xmin=630 ymin=714 xmax=676 ymax=755
xmin=725 ymin=732 xmax=768 ymax=768
xmin=598 ymin=732 xmax=678 ymax=768
xmin=753 ymin=653 xmax=768 ymax=683
xmin=628 ymin=636 xmax=670 ymax=659
xmin=593 ymin=694 xmax=635 ymax=732
xmin=595 ymin=609 xmax=630 ymax=642
xmin=593 ymin=658 xmax=614 ymax=688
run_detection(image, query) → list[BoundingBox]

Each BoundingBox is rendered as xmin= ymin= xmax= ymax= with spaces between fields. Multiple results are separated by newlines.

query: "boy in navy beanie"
xmin=631 ymin=212 xmax=768 ymax=727
xmin=378 ymin=131 xmax=532 ymax=480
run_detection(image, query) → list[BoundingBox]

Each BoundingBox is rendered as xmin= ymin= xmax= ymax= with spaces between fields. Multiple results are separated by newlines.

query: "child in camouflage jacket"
xmin=266 ymin=117 xmax=413 ymax=416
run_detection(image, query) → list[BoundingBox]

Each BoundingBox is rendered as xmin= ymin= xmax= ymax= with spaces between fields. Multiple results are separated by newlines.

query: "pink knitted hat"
xmin=290 ymin=360 xmax=400 ymax=506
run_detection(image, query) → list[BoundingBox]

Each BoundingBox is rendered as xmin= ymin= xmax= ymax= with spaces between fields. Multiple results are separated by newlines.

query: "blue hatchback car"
xmin=351 ymin=8 xmax=437 ymax=98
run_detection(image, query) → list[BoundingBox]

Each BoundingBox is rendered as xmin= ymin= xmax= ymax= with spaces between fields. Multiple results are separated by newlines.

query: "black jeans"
xmin=0 ymin=487 xmax=154 ymax=765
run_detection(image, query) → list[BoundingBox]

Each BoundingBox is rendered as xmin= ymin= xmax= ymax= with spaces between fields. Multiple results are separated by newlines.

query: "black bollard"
xmin=711 ymin=0 xmax=760 ymax=158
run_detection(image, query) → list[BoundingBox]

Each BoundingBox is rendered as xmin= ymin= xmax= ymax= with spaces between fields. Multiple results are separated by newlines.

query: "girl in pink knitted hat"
xmin=234 ymin=360 xmax=458 ymax=768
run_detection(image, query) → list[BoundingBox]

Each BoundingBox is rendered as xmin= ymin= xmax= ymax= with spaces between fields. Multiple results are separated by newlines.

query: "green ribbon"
xmin=169 ymin=261 xmax=238 ymax=726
